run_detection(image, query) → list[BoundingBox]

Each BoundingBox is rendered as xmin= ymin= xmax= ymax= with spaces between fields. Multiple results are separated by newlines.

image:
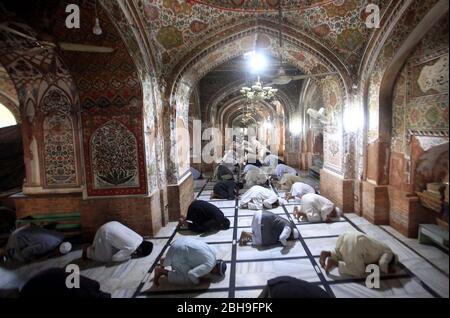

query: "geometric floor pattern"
xmin=1 ymin=177 xmax=448 ymax=298
xmin=132 ymin=178 xmax=447 ymax=298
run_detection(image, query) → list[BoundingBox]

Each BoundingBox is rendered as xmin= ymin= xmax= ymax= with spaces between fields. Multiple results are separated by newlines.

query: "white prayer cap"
xmin=335 ymin=207 xmax=342 ymax=216
xmin=59 ymin=242 xmax=72 ymax=255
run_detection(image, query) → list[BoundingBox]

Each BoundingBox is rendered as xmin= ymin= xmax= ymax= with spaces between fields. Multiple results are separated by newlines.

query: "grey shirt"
xmin=6 ymin=225 xmax=64 ymax=262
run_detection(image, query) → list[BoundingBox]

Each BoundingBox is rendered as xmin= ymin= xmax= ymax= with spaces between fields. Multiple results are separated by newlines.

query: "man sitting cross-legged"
xmin=292 ymin=193 xmax=340 ymax=223
xmin=239 ymin=211 xmax=298 ymax=247
xmin=319 ymin=232 xmax=397 ymax=277
xmin=179 ymin=200 xmax=230 ymax=233
xmin=154 ymin=237 xmax=227 ymax=286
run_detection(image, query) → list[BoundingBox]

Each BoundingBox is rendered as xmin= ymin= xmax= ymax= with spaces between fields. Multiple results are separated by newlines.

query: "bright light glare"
xmin=343 ymin=102 xmax=363 ymax=132
xmin=290 ymin=118 xmax=302 ymax=135
xmin=263 ymin=121 xmax=273 ymax=129
xmin=248 ymin=51 xmax=268 ymax=74
xmin=0 ymin=103 xmax=17 ymax=128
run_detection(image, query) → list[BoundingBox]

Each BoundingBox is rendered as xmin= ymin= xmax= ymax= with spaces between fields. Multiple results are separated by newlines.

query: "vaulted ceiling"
xmin=138 ymin=0 xmax=389 ymax=76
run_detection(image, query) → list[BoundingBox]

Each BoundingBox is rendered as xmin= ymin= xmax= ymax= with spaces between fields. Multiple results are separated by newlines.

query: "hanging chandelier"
xmin=240 ymin=76 xmax=278 ymax=103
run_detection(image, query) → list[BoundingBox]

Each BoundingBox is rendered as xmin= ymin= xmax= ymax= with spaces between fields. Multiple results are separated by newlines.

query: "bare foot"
xmin=239 ymin=231 xmax=252 ymax=246
xmin=293 ymin=206 xmax=301 ymax=220
xmin=325 ymin=258 xmax=338 ymax=273
xmin=285 ymin=193 xmax=292 ymax=202
xmin=319 ymin=251 xmax=331 ymax=268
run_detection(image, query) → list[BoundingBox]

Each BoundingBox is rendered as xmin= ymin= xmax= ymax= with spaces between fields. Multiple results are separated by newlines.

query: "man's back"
xmin=88 ymin=221 xmax=142 ymax=262
xmin=7 ymin=225 xmax=64 ymax=262
xmin=166 ymin=237 xmax=216 ymax=269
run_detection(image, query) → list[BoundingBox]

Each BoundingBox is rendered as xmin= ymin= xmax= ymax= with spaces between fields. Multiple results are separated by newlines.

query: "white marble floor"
xmin=1 ymin=177 xmax=448 ymax=299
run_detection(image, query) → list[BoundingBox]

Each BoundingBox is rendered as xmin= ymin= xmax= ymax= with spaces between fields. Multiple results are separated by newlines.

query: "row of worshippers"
xmin=2 ymin=197 xmax=397 ymax=297
xmin=165 ymin=199 xmax=398 ymax=283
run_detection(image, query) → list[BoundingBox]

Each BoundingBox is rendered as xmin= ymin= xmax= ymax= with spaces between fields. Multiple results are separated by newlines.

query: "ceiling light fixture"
xmin=241 ymin=76 xmax=278 ymax=103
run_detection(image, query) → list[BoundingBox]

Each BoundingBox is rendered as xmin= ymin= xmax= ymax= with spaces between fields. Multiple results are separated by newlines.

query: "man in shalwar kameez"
xmin=83 ymin=221 xmax=153 ymax=263
xmin=320 ymin=232 xmax=397 ymax=277
xmin=285 ymin=182 xmax=316 ymax=202
xmin=239 ymin=211 xmax=299 ymax=247
xmin=278 ymin=174 xmax=304 ymax=191
xmin=293 ymin=193 xmax=340 ymax=223
xmin=154 ymin=237 xmax=227 ymax=286
xmin=239 ymin=186 xmax=285 ymax=210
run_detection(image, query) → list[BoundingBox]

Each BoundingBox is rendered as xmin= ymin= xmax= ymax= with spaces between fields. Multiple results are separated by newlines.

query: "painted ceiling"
xmin=137 ymin=0 xmax=389 ymax=76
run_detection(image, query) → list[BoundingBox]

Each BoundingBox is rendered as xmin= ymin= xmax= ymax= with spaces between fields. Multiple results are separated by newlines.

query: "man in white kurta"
xmin=278 ymin=174 xmax=304 ymax=191
xmin=243 ymin=164 xmax=261 ymax=174
xmin=275 ymin=164 xmax=298 ymax=179
xmin=245 ymin=170 xmax=269 ymax=187
xmin=320 ymin=232 xmax=397 ymax=277
xmin=293 ymin=193 xmax=340 ymax=223
xmin=239 ymin=185 xmax=282 ymax=210
xmin=84 ymin=221 xmax=153 ymax=262
xmin=286 ymin=182 xmax=316 ymax=202
xmin=154 ymin=237 xmax=226 ymax=285
xmin=263 ymin=154 xmax=279 ymax=167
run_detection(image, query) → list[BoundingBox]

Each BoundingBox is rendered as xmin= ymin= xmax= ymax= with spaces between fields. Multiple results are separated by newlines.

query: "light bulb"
xmin=93 ymin=18 xmax=103 ymax=35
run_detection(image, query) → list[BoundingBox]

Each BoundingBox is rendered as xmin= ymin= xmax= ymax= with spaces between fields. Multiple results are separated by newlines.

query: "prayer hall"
xmin=0 ymin=0 xmax=448 ymax=300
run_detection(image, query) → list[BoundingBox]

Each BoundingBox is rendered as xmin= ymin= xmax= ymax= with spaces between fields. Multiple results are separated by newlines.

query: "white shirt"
xmin=291 ymin=182 xmax=315 ymax=199
xmin=243 ymin=164 xmax=262 ymax=174
xmin=240 ymin=186 xmax=279 ymax=209
xmin=245 ymin=170 xmax=268 ymax=187
xmin=279 ymin=175 xmax=304 ymax=191
xmin=87 ymin=221 xmax=143 ymax=262
xmin=264 ymin=154 xmax=279 ymax=167
xmin=331 ymin=232 xmax=395 ymax=277
xmin=275 ymin=164 xmax=297 ymax=178
xmin=300 ymin=193 xmax=335 ymax=222
xmin=164 ymin=237 xmax=217 ymax=285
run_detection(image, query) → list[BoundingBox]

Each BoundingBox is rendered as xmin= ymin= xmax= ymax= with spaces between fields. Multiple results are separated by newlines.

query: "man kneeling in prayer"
xmin=285 ymin=182 xmax=316 ymax=202
xmin=211 ymin=180 xmax=242 ymax=200
xmin=293 ymin=193 xmax=340 ymax=223
xmin=20 ymin=268 xmax=111 ymax=298
xmin=154 ymin=237 xmax=227 ymax=285
xmin=320 ymin=232 xmax=397 ymax=277
xmin=82 ymin=221 xmax=153 ymax=262
xmin=275 ymin=164 xmax=298 ymax=179
xmin=244 ymin=168 xmax=270 ymax=187
xmin=213 ymin=164 xmax=235 ymax=181
xmin=0 ymin=224 xmax=72 ymax=263
xmin=278 ymin=174 xmax=304 ymax=191
xmin=239 ymin=185 xmax=285 ymax=210
xmin=239 ymin=211 xmax=298 ymax=247
xmin=179 ymin=200 xmax=230 ymax=233
xmin=259 ymin=276 xmax=330 ymax=298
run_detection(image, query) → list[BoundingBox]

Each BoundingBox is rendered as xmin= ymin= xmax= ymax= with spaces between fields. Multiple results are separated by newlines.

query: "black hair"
xmin=221 ymin=218 xmax=231 ymax=230
xmin=136 ymin=241 xmax=153 ymax=258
